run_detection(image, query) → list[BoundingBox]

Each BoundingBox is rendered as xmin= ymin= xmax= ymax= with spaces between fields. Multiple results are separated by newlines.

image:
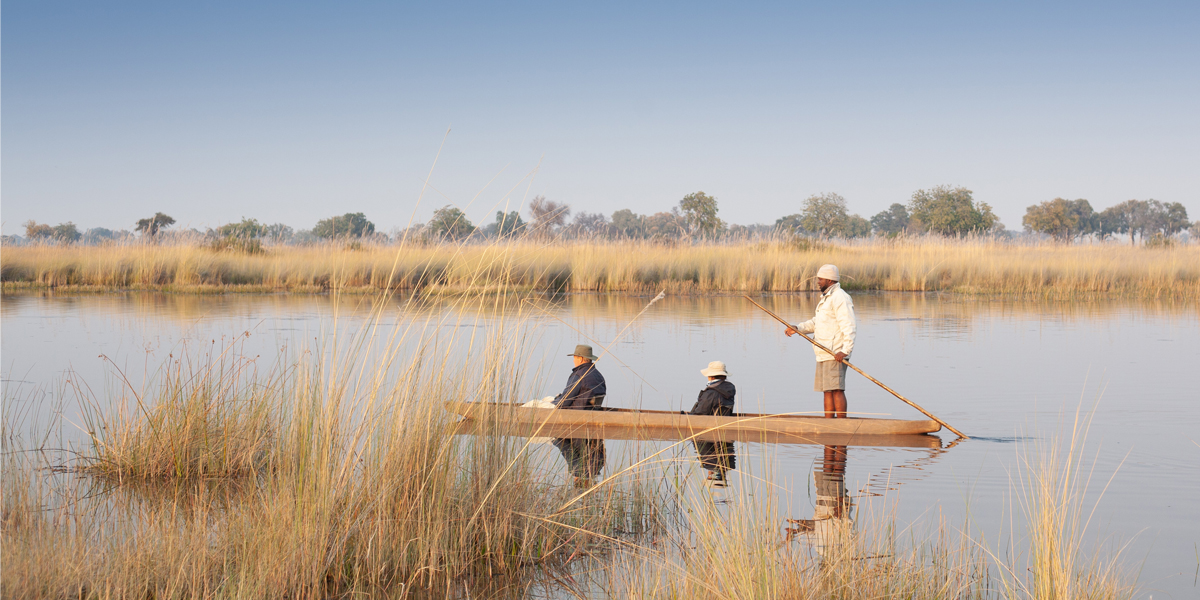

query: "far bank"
xmin=3 ymin=240 xmax=1197 ymax=298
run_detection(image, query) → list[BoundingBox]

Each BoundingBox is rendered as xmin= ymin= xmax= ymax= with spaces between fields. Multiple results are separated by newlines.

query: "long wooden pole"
xmin=743 ymin=295 xmax=968 ymax=439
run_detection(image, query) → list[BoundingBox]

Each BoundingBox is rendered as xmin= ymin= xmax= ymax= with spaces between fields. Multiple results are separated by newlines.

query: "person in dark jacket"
xmin=553 ymin=344 xmax=608 ymax=487
xmin=553 ymin=344 xmax=607 ymax=410
xmin=690 ymin=361 xmax=736 ymax=485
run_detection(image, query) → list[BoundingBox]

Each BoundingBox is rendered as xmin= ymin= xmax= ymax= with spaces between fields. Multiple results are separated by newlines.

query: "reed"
xmin=3 ymin=238 xmax=1198 ymax=297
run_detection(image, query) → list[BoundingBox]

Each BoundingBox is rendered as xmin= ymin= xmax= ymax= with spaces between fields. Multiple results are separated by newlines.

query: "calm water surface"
xmin=2 ymin=292 xmax=1198 ymax=597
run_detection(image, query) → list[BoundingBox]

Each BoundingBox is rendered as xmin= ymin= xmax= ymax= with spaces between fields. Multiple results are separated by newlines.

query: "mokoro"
xmin=452 ymin=420 xmax=943 ymax=448
xmin=445 ymin=401 xmax=942 ymax=437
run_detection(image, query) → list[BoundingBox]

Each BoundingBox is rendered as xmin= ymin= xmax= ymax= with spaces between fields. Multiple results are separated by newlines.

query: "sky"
xmin=3 ymin=1 xmax=1198 ymax=236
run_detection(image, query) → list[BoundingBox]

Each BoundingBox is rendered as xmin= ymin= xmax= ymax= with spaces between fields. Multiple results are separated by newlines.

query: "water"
xmin=3 ymin=291 xmax=1198 ymax=597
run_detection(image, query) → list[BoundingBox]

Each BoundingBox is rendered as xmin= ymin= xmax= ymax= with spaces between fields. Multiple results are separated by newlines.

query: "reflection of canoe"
xmin=452 ymin=420 xmax=943 ymax=448
xmin=445 ymin=401 xmax=942 ymax=437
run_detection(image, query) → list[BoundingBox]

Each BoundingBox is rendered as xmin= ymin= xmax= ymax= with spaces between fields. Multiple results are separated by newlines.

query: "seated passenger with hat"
xmin=690 ymin=360 xmax=737 ymax=485
xmin=553 ymin=344 xmax=607 ymax=410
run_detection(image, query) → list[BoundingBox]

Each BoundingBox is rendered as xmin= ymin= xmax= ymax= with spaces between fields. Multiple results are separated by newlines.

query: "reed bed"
xmin=3 ymin=239 xmax=1198 ymax=297
xmin=3 ymin=292 xmax=672 ymax=598
xmin=599 ymin=417 xmax=1134 ymax=600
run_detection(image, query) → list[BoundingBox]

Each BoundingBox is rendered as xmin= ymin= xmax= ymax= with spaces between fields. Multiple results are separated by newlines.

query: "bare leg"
xmin=823 ymin=391 xmax=836 ymax=418
xmin=832 ymin=390 xmax=847 ymax=418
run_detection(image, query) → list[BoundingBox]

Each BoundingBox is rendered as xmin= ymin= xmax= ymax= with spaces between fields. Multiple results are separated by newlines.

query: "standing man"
xmin=786 ymin=264 xmax=856 ymax=418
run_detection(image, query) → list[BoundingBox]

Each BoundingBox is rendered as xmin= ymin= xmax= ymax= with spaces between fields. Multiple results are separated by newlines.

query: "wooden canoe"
xmin=445 ymin=401 xmax=942 ymax=438
xmin=451 ymin=420 xmax=943 ymax=448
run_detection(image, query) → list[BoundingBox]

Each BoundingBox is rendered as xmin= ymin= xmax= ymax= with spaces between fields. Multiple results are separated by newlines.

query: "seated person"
xmin=553 ymin=344 xmax=606 ymax=410
xmin=552 ymin=344 xmax=608 ymax=487
xmin=690 ymin=361 xmax=737 ymax=485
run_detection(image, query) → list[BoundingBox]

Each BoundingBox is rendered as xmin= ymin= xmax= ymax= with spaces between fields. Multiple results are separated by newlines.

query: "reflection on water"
xmin=694 ymin=438 xmax=735 ymax=485
xmin=787 ymin=446 xmax=853 ymax=561
xmin=553 ymin=437 xmax=606 ymax=488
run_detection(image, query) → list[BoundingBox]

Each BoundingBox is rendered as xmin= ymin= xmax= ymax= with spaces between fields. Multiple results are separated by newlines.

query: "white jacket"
xmin=795 ymin=283 xmax=856 ymax=362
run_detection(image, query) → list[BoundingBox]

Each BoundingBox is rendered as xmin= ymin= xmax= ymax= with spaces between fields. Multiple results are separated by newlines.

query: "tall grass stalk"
xmin=994 ymin=407 xmax=1137 ymax=600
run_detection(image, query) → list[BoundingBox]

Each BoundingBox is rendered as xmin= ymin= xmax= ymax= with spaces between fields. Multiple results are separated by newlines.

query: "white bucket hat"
xmin=816 ymin=264 xmax=840 ymax=281
xmin=700 ymin=361 xmax=729 ymax=377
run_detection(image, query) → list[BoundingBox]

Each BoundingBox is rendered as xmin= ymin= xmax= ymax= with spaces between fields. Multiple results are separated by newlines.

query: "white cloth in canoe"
xmin=520 ymin=397 xmax=557 ymax=444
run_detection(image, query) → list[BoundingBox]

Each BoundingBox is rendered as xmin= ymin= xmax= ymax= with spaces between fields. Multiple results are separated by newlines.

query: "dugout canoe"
xmin=451 ymin=420 xmax=943 ymax=448
xmin=445 ymin=401 xmax=942 ymax=437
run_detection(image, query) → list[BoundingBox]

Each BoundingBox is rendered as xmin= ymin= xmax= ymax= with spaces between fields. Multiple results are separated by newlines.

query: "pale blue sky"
xmin=3 ymin=1 xmax=1197 ymax=235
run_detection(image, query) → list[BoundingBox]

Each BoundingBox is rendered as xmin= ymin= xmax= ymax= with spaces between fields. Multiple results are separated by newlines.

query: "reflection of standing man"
xmin=785 ymin=264 xmax=856 ymax=418
xmin=786 ymin=445 xmax=853 ymax=562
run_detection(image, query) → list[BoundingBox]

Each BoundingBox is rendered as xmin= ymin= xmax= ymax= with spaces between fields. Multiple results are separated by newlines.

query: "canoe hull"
xmin=445 ymin=401 xmax=942 ymax=437
xmin=452 ymin=420 xmax=942 ymax=448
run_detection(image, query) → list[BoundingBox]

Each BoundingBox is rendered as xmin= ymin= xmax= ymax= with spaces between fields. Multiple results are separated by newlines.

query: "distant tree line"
xmin=1022 ymin=198 xmax=1190 ymax=244
xmin=7 ymin=190 xmax=1196 ymax=248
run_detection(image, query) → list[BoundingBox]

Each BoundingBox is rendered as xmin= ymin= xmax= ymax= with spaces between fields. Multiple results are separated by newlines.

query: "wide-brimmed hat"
xmin=568 ymin=344 xmax=599 ymax=361
xmin=700 ymin=360 xmax=729 ymax=377
xmin=816 ymin=264 xmax=840 ymax=281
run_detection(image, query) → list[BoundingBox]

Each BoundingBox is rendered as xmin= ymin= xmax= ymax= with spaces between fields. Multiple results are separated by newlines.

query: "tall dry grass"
xmin=3 ymin=238 xmax=1198 ymax=297
xmin=3 ymin=291 xmax=670 ymax=598
xmin=598 ymin=417 xmax=1135 ymax=600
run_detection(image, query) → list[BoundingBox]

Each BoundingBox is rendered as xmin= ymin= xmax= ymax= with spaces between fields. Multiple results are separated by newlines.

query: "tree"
xmin=313 ymin=212 xmax=375 ymax=239
xmin=490 ymin=210 xmax=526 ymax=239
xmin=1101 ymin=199 xmax=1190 ymax=244
xmin=774 ymin=214 xmax=805 ymax=235
xmin=263 ymin=223 xmax=294 ymax=242
xmin=23 ymin=220 xmax=54 ymax=239
xmin=1097 ymin=205 xmax=1129 ymax=241
xmin=24 ymin=220 xmax=81 ymax=243
xmin=1159 ymin=201 xmax=1191 ymax=236
xmin=837 ymin=214 xmax=872 ymax=238
xmin=645 ymin=211 xmax=686 ymax=239
xmin=84 ymin=227 xmax=118 ymax=244
xmin=52 ymin=222 xmax=82 ymax=243
xmin=908 ymin=186 xmax=1000 ymax=236
xmin=528 ymin=196 xmax=570 ymax=237
xmin=217 ymin=218 xmax=267 ymax=239
xmin=135 ymin=212 xmax=176 ymax=238
xmin=570 ymin=212 xmax=610 ymax=238
xmin=800 ymin=193 xmax=850 ymax=237
xmin=678 ymin=191 xmax=724 ymax=237
xmin=610 ymin=209 xmax=646 ymax=238
xmin=427 ymin=206 xmax=475 ymax=240
xmin=870 ymin=203 xmax=910 ymax=236
xmin=1021 ymin=198 xmax=1098 ymax=242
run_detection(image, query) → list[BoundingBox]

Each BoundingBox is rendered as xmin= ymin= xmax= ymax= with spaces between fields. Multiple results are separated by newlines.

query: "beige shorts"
xmin=814 ymin=360 xmax=847 ymax=391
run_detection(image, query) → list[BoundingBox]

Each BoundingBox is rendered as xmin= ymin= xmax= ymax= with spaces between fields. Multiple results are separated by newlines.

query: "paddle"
xmin=743 ymin=295 xmax=969 ymax=440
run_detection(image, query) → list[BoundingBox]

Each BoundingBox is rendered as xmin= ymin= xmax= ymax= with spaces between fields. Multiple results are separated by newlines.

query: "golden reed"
xmin=3 ymin=239 xmax=1197 ymax=297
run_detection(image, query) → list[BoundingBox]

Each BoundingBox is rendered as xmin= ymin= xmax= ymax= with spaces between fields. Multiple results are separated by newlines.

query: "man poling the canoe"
xmin=785 ymin=264 xmax=856 ymax=419
xmin=743 ymin=267 xmax=970 ymax=439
